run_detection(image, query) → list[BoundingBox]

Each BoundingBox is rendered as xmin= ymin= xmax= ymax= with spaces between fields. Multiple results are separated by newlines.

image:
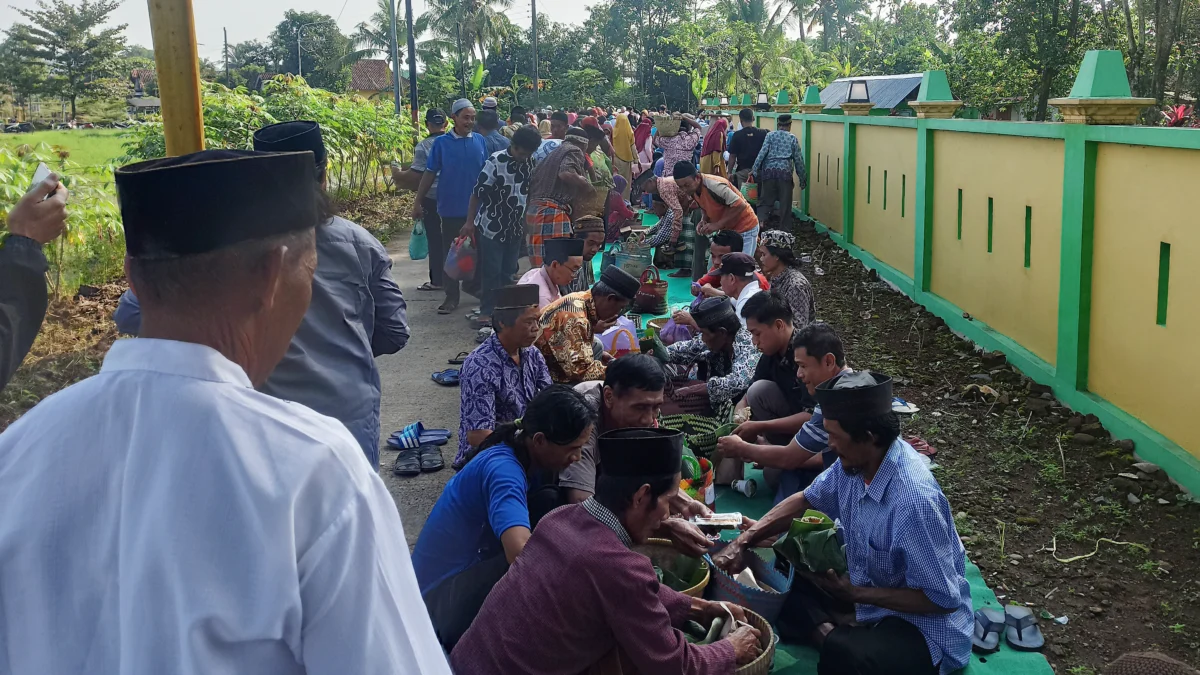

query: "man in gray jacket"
xmin=0 ymin=173 xmax=69 ymax=389
xmin=114 ymin=121 xmax=409 ymax=468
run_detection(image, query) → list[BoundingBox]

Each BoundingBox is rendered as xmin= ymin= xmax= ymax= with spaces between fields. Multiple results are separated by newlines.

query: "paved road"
xmin=376 ymin=231 xmax=484 ymax=547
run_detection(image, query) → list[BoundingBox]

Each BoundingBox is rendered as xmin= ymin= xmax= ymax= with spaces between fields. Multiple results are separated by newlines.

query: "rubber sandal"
xmin=388 ymin=424 xmax=451 ymax=449
xmin=1003 ymin=606 xmax=1045 ymax=651
xmin=448 ymin=351 xmax=470 ymax=365
xmin=892 ymin=397 xmax=920 ymax=414
xmin=437 ymin=303 xmax=458 ymax=315
xmin=419 ymin=445 xmax=445 ymax=472
xmin=432 ymin=369 xmax=460 ymax=386
xmin=668 ymin=269 xmax=691 ymax=278
xmin=392 ymin=448 xmax=421 ymax=476
xmin=416 ymin=282 xmax=442 ymax=291
xmin=972 ymin=607 xmax=1005 ymax=654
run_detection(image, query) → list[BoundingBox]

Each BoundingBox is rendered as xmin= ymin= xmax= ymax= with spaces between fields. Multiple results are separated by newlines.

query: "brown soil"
xmin=795 ymin=222 xmax=1200 ymax=674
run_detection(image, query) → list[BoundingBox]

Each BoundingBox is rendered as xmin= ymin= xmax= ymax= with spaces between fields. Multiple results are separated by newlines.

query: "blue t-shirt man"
xmin=427 ymin=129 xmax=488 ymax=219
xmin=411 ymin=443 xmax=530 ymax=594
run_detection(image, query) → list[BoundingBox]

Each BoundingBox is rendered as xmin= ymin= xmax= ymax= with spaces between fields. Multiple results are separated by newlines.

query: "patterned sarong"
xmin=526 ymin=197 xmax=573 ymax=267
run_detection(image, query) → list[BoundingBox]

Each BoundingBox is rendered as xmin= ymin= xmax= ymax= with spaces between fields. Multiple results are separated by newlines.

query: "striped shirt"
xmin=803 ymin=439 xmax=973 ymax=674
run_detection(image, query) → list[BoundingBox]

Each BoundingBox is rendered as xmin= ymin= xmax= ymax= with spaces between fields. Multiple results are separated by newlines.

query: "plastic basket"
xmin=704 ymin=541 xmax=794 ymax=624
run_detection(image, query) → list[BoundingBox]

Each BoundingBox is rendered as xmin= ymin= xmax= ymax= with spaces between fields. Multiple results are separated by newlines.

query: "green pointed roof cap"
xmin=776 ymin=90 xmax=789 ymax=105
xmin=802 ymin=85 xmax=823 ymax=105
xmin=917 ymin=70 xmax=955 ymax=102
xmin=1069 ymin=50 xmax=1133 ymax=98
xmin=742 ymin=94 xmax=754 ymax=105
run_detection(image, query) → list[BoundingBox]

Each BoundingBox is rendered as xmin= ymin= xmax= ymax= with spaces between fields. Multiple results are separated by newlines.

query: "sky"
xmin=0 ymin=0 xmax=594 ymax=64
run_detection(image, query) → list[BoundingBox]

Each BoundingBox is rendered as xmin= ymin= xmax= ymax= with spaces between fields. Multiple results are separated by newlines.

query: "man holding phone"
xmin=0 ymin=170 xmax=68 ymax=388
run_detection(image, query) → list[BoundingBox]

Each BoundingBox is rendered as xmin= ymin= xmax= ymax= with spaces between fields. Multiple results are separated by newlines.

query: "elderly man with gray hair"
xmin=0 ymin=149 xmax=450 ymax=675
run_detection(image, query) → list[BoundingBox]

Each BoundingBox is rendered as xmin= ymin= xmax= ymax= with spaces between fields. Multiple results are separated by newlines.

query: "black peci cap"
xmin=253 ymin=120 xmax=327 ymax=170
xmin=116 ymin=150 xmax=319 ymax=258
xmin=598 ymin=427 xmax=685 ymax=477
xmin=493 ymin=284 xmax=540 ymax=310
xmin=815 ymin=371 xmax=894 ymax=421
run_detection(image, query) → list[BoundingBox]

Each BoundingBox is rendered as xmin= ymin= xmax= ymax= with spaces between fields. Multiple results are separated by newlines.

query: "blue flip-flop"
xmin=431 ymin=369 xmax=460 ymax=386
xmin=388 ymin=422 xmax=452 ymax=450
xmin=972 ymin=607 xmax=1005 ymax=654
xmin=1003 ymin=605 xmax=1045 ymax=651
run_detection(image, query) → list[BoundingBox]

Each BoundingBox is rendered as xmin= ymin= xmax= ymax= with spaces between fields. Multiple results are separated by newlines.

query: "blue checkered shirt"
xmin=803 ymin=439 xmax=973 ymax=674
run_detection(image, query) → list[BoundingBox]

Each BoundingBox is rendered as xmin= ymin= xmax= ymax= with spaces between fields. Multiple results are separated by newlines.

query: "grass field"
xmin=0 ymin=129 xmax=126 ymax=168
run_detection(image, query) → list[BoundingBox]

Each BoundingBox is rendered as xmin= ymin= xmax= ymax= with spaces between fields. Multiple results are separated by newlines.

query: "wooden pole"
xmin=147 ymin=0 xmax=205 ymax=155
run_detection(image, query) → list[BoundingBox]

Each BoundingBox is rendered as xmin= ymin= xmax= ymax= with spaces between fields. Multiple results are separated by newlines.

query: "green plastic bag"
xmin=773 ymin=510 xmax=847 ymax=575
xmin=408 ymin=218 xmax=429 ymax=260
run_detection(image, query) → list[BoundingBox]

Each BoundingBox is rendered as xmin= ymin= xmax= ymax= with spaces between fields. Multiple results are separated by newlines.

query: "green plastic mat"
xmin=593 ymin=219 xmax=699 ymax=323
xmin=713 ymin=466 xmax=1053 ymax=675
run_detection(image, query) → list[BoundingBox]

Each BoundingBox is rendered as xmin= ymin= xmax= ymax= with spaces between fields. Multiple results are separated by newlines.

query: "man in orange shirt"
xmin=672 ymin=161 xmax=760 ymax=256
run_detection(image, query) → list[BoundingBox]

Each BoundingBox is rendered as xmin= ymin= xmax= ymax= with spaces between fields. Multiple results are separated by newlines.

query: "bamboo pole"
xmin=147 ymin=0 xmax=205 ymax=155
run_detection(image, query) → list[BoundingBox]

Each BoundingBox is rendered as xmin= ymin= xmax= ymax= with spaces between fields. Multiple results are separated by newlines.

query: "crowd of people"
xmin=0 ymin=96 xmax=977 ymax=675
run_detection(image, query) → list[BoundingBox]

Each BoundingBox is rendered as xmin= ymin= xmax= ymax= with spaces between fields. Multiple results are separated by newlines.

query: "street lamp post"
xmin=296 ymin=22 xmax=318 ymax=78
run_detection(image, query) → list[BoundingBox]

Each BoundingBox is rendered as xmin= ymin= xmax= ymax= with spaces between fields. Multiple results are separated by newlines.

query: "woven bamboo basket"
xmin=735 ymin=609 xmax=777 ymax=675
xmin=574 ymin=186 xmax=609 ymax=217
xmin=632 ymin=538 xmax=710 ymax=597
xmin=654 ymin=114 xmax=682 ymax=137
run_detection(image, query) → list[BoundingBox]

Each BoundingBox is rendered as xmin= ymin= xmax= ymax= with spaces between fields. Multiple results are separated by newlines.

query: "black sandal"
xmin=419 ymin=445 xmax=445 ymax=472
xmin=416 ymin=282 xmax=442 ymax=291
xmin=392 ymin=447 xmax=421 ymax=476
xmin=437 ymin=301 xmax=459 ymax=315
xmin=448 ymin=351 xmax=470 ymax=365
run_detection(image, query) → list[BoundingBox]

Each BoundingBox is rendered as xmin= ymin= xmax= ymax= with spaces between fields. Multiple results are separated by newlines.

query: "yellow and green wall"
xmin=756 ymin=110 xmax=1200 ymax=495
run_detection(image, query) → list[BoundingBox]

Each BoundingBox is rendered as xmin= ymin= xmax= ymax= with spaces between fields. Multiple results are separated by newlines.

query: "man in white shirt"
xmin=517 ymin=237 xmax=584 ymax=310
xmin=719 ymin=252 xmax=764 ymax=325
xmin=0 ymin=149 xmax=450 ymax=675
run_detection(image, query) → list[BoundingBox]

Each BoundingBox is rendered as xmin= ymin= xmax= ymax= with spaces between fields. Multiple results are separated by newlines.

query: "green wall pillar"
xmin=1055 ymin=124 xmax=1097 ymax=391
xmin=913 ymin=120 xmax=935 ymax=295
xmin=842 ymin=120 xmax=857 ymax=243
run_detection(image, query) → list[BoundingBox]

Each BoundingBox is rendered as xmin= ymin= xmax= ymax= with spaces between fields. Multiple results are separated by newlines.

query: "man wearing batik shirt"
xmin=466 ymin=125 xmax=542 ymax=323
xmin=455 ymin=285 xmax=553 ymax=469
xmin=664 ymin=297 xmax=760 ymax=414
xmin=715 ymin=372 xmax=973 ymax=675
xmin=534 ymin=265 xmax=639 ymax=384
xmin=451 ymin=428 xmax=763 ymax=675
xmin=750 ymin=114 xmax=807 ymax=231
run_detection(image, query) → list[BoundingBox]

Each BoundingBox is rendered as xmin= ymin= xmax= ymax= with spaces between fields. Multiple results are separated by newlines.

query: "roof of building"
xmin=351 ymin=59 xmax=391 ymax=92
xmin=820 ymin=73 xmax=923 ymax=110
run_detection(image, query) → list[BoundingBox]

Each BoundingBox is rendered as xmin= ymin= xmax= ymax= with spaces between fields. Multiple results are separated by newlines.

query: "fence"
xmin=752 ymin=105 xmax=1200 ymax=495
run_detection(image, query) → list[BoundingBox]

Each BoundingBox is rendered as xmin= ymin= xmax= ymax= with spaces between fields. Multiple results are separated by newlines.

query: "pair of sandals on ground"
xmin=432 ymin=352 xmax=471 ymax=387
xmin=973 ymin=604 xmax=1045 ymax=654
xmin=389 ymin=421 xmax=448 ymax=476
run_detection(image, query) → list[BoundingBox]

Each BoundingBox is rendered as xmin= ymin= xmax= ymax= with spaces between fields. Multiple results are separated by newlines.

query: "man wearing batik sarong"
xmin=534 ymin=265 xmax=639 ymax=384
xmin=450 ymin=427 xmax=763 ymax=675
xmin=527 ymin=127 xmax=593 ymax=267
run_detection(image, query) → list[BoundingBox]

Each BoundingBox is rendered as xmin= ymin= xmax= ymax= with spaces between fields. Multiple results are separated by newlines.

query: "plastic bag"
xmin=659 ymin=318 xmax=693 ymax=345
xmin=598 ymin=316 xmax=638 ymax=351
xmin=408 ymin=218 xmax=428 ymax=260
xmin=443 ymin=234 xmax=477 ymax=281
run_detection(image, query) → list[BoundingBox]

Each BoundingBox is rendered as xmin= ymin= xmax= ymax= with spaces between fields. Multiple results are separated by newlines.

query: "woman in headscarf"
xmin=699 ymin=115 xmax=729 ymax=178
xmin=632 ymin=114 xmax=654 ymax=179
xmin=611 ymin=114 xmax=637 ymax=201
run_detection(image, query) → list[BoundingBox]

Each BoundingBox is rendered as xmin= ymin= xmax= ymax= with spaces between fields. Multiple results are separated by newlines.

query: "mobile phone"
xmin=31 ymin=162 xmax=51 ymax=190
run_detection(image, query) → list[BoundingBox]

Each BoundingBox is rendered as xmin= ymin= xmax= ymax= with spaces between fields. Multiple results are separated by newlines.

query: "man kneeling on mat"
xmin=714 ymin=372 xmax=973 ymax=675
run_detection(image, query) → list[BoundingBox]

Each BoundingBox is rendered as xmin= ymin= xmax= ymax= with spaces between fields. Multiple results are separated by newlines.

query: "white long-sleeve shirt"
xmin=0 ymin=338 xmax=450 ymax=675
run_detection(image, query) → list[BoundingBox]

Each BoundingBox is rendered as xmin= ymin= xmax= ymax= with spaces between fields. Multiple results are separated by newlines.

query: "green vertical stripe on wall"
xmin=867 ymin=166 xmax=872 ymax=203
xmin=987 ymin=197 xmax=994 ymax=252
xmin=1024 ymin=206 xmax=1032 ymax=268
xmin=1055 ymin=127 xmax=1097 ymax=392
xmin=902 ymin=174 xmax=907 ymax=218
xmin=957 ymin=189 xmax=963 ymax=239
xmin=913 ymin=122 xmax=935 ymax=293
xmin=842 ymin=120 xmax=857 ymax=244
xmin=1157 ymin=242 xmax=1171 ymax=326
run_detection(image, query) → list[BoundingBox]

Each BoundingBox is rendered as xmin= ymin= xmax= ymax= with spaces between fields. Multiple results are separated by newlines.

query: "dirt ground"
xmin=794 ymin=223 xmax=1200 ymax=674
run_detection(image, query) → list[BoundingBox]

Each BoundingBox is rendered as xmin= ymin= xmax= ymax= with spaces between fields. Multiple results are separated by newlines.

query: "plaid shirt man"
xmin=802 ymin=439 xmax=974 ymax=674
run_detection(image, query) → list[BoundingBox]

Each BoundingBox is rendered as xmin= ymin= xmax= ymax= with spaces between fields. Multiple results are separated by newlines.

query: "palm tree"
xmin=334 ymin=0 xmax=444 ymax=78
xmin=776 ymin=0 xmax=819 ymax=41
